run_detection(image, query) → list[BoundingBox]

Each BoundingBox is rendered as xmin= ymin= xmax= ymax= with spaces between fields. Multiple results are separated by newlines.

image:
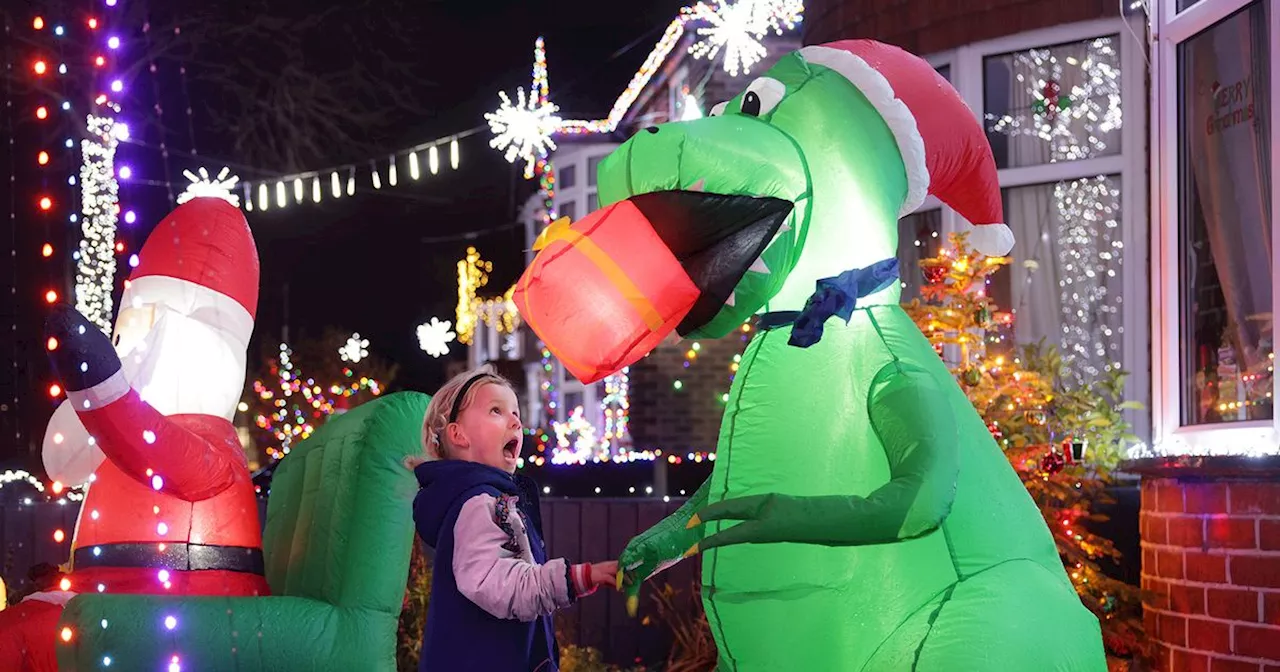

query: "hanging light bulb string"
xmin=176 ymin=28 xmax=198 ymax=156
xmin=4 ymin=17 xmax=21 ymax=448
xmin=141 ymin=19 xmax=176 ymax=207
xmin=236 ymin=126 xmax=483 ymax=212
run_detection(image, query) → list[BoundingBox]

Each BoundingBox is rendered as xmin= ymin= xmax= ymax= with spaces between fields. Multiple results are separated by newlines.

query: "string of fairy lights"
xmin=249 ymin=342 xmax=384 ymax=462
xmin=18 ymin=7 xmax=138 ymax=428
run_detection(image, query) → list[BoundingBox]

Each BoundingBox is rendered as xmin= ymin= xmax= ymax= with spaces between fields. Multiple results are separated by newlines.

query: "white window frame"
xmin=910 ymin=18 xmax=1151 ymax=441
xmin=1150 ymin=0 xmax=1280 ymax=455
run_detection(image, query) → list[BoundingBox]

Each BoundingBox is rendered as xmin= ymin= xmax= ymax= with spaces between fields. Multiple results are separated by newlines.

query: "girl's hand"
xmin=403 ymin=454 xmax=430 ymax=470
xmin=591 ymin=561 xmax=619 ymax=590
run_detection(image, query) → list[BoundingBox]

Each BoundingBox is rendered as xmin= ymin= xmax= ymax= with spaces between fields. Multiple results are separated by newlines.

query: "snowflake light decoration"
xmin=984 ymin=37 xmax=1122 ymax=161
xmin=177 ymin=166 xmax=241 ymax=206
xmin=683 ymin=0 xmax=803 ymax=77
xmin=339 ymin=333 xmax=369 ymax=363
xmin=417 ymin=318 xmax=456 ymax=358
xmin=485 ymin=90 xmax=560 ymax=179
xmin=753 ymin=0 xmax=804 ymax=35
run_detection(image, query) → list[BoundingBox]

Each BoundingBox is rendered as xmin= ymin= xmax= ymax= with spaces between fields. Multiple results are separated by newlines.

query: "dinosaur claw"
xmin=686 ymin=514 xmax=701 ymax=529
xmin=627 ymin=595 xmax=639 ymax=617
xmin=682 ymin=542 xmax=700 ymax=558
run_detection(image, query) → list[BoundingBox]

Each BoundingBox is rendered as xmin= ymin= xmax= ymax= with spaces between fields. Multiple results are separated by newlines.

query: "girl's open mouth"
xmin=503 ymin=438 xmax=520 ymax=461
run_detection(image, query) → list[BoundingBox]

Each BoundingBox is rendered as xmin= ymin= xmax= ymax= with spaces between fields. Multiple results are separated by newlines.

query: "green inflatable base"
xmin=55 ymin=391 xmax=431 ymax=672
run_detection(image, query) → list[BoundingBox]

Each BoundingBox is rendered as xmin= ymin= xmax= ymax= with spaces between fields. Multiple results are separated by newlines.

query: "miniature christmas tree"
xmin=902 ymin=231 xmax=1145 ymax=660
xmin=242 ymin=327 xmax=398 ymax=466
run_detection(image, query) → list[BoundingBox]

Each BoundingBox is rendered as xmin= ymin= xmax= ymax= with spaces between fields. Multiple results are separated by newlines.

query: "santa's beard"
xmin=42 ymin=308 xmax=249 ymax=485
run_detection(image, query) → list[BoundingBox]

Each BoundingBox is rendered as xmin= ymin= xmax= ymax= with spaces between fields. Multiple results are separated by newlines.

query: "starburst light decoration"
xmin=339 ymin=333 xmax=370 ymax=363
xmin=177 ymin=166 xmax=241 ymax=206
xmin=485 ymin=38 xmax=561 ymax=179
xmin=417 ymin=318 xmax=456 ymax=358
xmin=683 ymin=0 xmax=802 ymax=76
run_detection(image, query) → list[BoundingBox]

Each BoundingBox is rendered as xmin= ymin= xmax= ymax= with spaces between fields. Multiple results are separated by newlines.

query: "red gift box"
xmin=513 ymin=201 xmax=699 ymax=384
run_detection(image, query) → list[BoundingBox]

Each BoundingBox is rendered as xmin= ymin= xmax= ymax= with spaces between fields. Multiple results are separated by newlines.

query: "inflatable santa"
xmin=0 ymin=197 xmax=268 ymax=671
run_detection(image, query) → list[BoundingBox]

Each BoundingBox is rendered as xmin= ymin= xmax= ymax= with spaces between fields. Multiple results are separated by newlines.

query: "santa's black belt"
xmin=73 ymin=542 xmax=265 ymax=575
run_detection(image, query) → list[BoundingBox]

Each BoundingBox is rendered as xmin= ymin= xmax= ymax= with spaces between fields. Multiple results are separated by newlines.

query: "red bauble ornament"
xmin=1041 ymin=449 xmax=1066 ymax=475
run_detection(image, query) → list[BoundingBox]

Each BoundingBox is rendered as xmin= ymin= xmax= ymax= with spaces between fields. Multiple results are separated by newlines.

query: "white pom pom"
xmin=967 ymin=223 xmax=1015 ymax=257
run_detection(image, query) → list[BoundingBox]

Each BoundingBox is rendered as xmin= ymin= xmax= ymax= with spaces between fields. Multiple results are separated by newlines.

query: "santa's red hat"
xmin=122 ymin=197 xmax=259 ymax=342
xmin=798 ymin=40 xmax=1015 ymax=257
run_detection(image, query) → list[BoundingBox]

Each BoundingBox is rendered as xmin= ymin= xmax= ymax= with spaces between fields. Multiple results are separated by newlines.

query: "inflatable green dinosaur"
xmin=515 ymin=40 xmax=1106 ymax=671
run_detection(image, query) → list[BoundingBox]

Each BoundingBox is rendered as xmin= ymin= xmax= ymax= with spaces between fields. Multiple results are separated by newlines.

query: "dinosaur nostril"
xmin=644 ymin=126 xmax=659 ymax=134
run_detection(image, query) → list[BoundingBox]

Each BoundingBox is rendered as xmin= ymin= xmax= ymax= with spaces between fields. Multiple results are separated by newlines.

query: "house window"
xmin=560 ymin=163 xmax=577 ymax=189
xmin=1179 ymin=0 xmax=1207 ymax=10
xmin=1001 ymin=177 xmax=1126 ymax=388
xmin=560 ymin=200 xmax=577 ymax=222
xmin=980 ymin=29 xmax=1136 ymax=393
xmin=983 ymin=36 xmax=1123 ymax=168
xmin=936 ymin=64 xmax=952 ymax=82
xmin=897 ymin=208 xmax=942 ymax=302
xmin=1177 ymin=1 xmax=1272 ymax=425
xmin=588 ymin=191 xmax=598 ymax=212
xmin=587 ymin=156 xmax=602 ymax=187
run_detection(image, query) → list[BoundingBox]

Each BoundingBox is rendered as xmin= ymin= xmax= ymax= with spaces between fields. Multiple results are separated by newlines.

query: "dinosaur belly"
xmin=701 ymin=314 xmax=956 ymax=671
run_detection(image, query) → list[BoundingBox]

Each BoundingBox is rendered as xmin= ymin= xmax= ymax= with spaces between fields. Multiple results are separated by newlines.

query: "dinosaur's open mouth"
xmin=512 ymin=191 xmax=792 ymax=383
xmin=629 ymin=191 xmax=793 ymax=335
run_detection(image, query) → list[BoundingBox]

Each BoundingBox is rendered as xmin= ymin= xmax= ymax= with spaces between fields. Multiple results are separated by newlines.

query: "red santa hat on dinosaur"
xmin=798 ymin=39 xmax=1015 ymax=257
xmin=42 ymin=197 xmax=259 ymax=485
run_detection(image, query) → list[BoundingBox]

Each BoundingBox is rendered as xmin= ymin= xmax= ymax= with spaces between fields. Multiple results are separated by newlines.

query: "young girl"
xmin=406 ymin=365 xmax=616 ymax=671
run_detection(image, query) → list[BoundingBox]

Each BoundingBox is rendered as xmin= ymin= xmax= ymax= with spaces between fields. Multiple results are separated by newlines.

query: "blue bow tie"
xmin=757 ymin=258 xmax=900 ymax=348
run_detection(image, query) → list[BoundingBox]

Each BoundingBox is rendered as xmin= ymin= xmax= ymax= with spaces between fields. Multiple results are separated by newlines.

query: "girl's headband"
xmin=448 ymin=373 xmax=488 ymax=423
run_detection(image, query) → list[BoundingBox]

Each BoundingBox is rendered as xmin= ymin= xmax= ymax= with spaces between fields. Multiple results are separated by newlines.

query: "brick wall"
xmin=628 ymin=326 xmax=754 ymax=455
xmin=802 ymin=0 xmax=1116 ymax=51
xmin=1140 ymin=477 xmax=1280 ymax=671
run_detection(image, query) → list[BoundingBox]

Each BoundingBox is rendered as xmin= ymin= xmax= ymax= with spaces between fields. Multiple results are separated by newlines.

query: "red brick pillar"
xmin=1126 ymin=457 xmax=1280 ymax=671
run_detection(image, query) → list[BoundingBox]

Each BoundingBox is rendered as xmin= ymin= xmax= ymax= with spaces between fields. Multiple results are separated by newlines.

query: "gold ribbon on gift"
xmin=525 ymin=214 xmax=666 ymax=331
xmin=532 ymin=216 xmax=572 ymax=252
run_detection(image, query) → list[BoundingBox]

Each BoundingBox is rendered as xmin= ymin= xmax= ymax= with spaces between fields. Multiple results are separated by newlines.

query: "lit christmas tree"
xmin=902 ymin=231 xmax=1145 ymax=661
xmin=242 ymin=328 xmax=397 ymax=464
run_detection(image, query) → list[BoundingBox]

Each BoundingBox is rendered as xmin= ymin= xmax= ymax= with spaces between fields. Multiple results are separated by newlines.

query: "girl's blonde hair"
xmin=421 ymin=364 xmax=515 ymax=459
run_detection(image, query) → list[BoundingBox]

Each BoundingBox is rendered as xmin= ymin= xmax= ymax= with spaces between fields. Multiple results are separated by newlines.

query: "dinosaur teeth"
xmin=771 ymin=220 xmax=792 ymax=245
xmin=688 ymin=178 xmax=706 ymax=192
xmin=748 ymin=256 xmax=770 ymax=274
xmin=725 ymin=291 xmax=736 ymax=307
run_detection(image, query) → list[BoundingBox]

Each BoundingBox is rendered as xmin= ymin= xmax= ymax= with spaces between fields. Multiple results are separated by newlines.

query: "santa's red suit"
xmin=0 ymin=198 xmax=268 ymax=672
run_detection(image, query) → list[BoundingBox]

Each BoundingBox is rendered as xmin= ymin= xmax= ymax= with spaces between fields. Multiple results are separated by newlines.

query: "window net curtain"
xmin=991 ymin=38 xmax=1128 ymax=386
xmin=1184 ymin=6 xmax=1273 ymax=393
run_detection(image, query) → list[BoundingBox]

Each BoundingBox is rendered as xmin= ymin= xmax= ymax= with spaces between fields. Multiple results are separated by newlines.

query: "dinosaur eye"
xmin=709 ymin=101 xmax=728 ymax=117
xmin=739 ymin=77 xmax=785 ymax=117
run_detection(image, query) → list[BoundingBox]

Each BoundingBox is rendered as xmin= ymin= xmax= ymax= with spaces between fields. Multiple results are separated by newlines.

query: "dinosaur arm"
xmin=690 ymin=361 xmax=960 ymax=550
xmin=617 ymin=478 xmax=711 ymax=615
